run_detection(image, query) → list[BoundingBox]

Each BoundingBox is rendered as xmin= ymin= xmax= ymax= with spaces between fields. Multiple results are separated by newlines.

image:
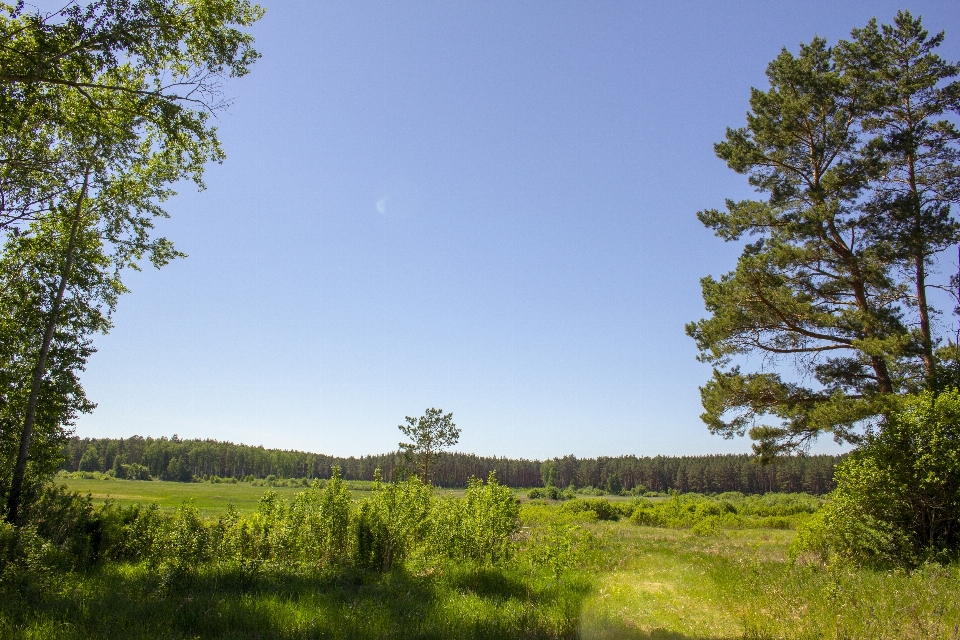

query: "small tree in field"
xmin=398 ymin=408 xmax=459 ymax=485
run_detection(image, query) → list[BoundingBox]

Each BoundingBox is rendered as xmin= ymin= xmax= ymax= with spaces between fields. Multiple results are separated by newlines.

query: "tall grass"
xmin=2 ymin=481 xmax=959 ymax=638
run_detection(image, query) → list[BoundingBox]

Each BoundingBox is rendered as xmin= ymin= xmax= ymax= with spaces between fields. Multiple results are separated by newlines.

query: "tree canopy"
xmin=0 ymin=0 xmax=263 ymax=523
xmin=688 ymin=11 xmax=960 ymax=457
xmin=398 ymin=408 xmax=460 ymax=485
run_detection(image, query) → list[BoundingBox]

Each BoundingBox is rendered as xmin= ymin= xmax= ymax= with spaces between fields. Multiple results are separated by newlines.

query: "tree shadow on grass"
xmin=0 ymin=562 xmax=594 ymax=639
xmin=581 ymin=622 xmax=743 ymax=640
xmin=446 ymin=565 xmax=541 ymax=600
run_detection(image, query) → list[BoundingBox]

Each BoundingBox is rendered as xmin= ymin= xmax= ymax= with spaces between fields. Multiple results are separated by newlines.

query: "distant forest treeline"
xmin=61 ymin=436 xmax=842 ymax=494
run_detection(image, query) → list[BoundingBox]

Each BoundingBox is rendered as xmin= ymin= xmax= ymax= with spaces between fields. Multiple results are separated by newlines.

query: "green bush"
xmin=0 ymin=521 xmax=64 ymax=597
xmin=317 ymin=468 xmax=353 ymax=563
xmin=558 ymin=498 xmax=621 ymax=521
xmin=119 ymin=463 xmax=151 ymax=481
xmin=630 ymin=493 xmax=720 ymax=528
xmin=354 ymin=471 xmax=432 ymax=572
xmin=628 ymin=492 xmax=816 ymax=530
xmin=792 ymin=390 xmax=960 ymax=567
xmin=14 ymin=468 xmax=528 ymax=580
xmin=691 ymin=515 xmax=724 ymax=537
xmin=163 ymin=500 xmax=211 ymax=565
xmin=733 ymin=493 xmax=821 ymax=518
xmin=432 ymin=472 xmax=520 ymax=564
xmin=528 ymin=485 xmax=575 ymax=500
xmin=521 ymin=522 xmax=595 ymax=577
xmin=100 ymin=503 xmax=164 ymax=562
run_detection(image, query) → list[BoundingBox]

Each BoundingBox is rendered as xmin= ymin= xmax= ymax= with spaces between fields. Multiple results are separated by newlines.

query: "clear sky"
xmin=74 ymin=0 xmax=960 ymax=459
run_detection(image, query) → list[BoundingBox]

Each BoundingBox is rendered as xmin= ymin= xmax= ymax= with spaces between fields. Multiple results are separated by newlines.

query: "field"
xmin=53 ymin=476 xmax=635 ymax=515
xmin=55 ymin=475 xmax=386 ymax=515
xmin=3 ymin=479 xmax=957 ymax=639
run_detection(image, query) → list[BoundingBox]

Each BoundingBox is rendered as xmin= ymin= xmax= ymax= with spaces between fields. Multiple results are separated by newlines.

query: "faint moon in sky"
xmin=373 ymin=179 xmax=421 ymax=220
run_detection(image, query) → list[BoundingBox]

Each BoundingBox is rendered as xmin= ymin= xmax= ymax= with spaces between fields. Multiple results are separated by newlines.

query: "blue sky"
xmin=75 ymin=1 xmax=960 ymax=458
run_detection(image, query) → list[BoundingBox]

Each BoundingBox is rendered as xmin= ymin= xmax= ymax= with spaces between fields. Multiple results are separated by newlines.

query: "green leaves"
xmin=792 ymin=389 xmax=960 ymax=566
xmin=0 ymin=2 xmax=263 ymax=521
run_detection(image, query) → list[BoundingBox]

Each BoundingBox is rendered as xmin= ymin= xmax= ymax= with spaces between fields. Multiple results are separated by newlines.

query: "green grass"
xmin=579 ymin=523 xmax=960 ymax=638
xmin=8 ymin=487 xmax=960 ymax=639
xmin=0 ymin=561 xmax=592 ymax=639
xmin=53 ymin=475 xmax=546 ymax=515
xmin=55 ymin=476 xmax=317 ymax=515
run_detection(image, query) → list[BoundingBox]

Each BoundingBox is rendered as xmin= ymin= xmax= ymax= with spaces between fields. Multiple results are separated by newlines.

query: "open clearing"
xmin=54 ymin=476 xmax=409 ymax=514
xmin=57 ymin=476 xmax=321 ymax=514
xmin=54 ymin=476 xmax=636 ymax=515
xmin=18 ymin=478 xmax=958 ymax=638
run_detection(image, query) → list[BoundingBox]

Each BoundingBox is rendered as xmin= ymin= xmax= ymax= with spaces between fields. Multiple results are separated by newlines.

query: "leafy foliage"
xmin=432 ymin=472 xmax=520 ymax=564
xmin=0 ymin=0 xmax=263 ymax=523
xmin=792 ymin=389 xmax=960 ymax=566
xmin=557 ymin=498 xmax=625 ymax=522
xmin=0 ymin=468 xmax=524 ymax=580
xmin=354 ymin=470 xmax=432 ymax=571
xmin=527 ymin=486 xmax=576 ymax=500
xmin=629 ymin=492 xmax=820 ymax=531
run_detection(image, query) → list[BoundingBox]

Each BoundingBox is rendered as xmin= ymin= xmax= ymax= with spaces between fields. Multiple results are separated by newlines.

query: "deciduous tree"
xmin=0 ymin=0 xmax=263 ymax=231
xmin=0 ymin=0 xmax=263 ymax=523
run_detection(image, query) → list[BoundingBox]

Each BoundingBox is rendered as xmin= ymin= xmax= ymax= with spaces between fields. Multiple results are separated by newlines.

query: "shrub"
xmin=245 ymin=491 xmax=293 ymax=562
xmin=792 ymin=390 xmax=960 ymax=567
xmin=353 ymin=471 xmax=432 ymax=572
xmin=29 ymin=484 xmax=104 ymax=564
xmin=0 ymin=522 xmax=63 ymax=597
xmin=529 ymin=485 xmax=575 ymax=500
xmin=17 ymin=468 xmax=518 ymax=576
xmin=162 ymin=500 xmax=211 ymax=565
xmin=734 ymin=493 xmax=821 ymax=518
xmin=522 ymin=522 xmax=594 ymax=577
xmin=317 ymin=468 xmax=352 ymax=563
xmin=121 ymin=463 xmax=151 ymax=481
xmin=100 ymin=503 xmax=164 ymax=561
xmin=433 ymin=472 xmax=520 ymax=564
xmin=790 ymin=493 xmax=908 ymax=568
xmin=629 ymin=493 xmax=717 ymax=528
xmin=558 ymin=498 xmax=620 ymax=521
xmin=691 ymin=515 xmax=724 ymax=537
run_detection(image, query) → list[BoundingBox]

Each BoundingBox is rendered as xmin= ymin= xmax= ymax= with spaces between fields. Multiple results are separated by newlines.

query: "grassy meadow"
xmin=54 ymin=474 xmax=384 ymax=515
xmin=2 ymin=479 xmax=957 ymax=639
xmin=53 ymin=475 xmax=637 ymax=515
